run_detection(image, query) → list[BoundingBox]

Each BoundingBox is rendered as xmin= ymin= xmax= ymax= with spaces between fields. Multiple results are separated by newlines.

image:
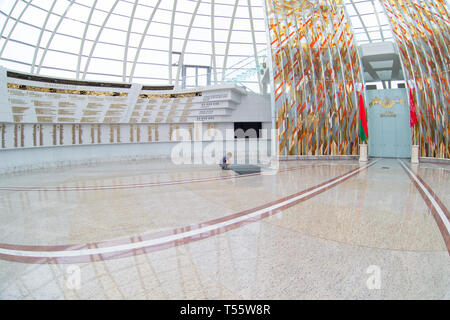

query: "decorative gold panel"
xmin=265 ymin=0 xmax=363 ymax=156
xmin=381 ymin=0 xmax=449 ymax=158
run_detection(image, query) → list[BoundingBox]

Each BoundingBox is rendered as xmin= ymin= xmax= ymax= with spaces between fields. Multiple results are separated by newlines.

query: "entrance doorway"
xmin=366 ymin=89 xmax=411 ymax=158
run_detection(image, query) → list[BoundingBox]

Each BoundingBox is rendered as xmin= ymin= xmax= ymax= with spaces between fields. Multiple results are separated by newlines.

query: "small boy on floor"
xmin=220 ymin=152 xmax=232 ymax=170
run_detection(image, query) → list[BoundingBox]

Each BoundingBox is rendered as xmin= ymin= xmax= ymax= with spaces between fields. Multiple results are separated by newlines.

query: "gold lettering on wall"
xmin=155 ymin=124 xmax=159 ymax=142
xmin=60 ymin=125 xmax=64 ymax=145
xmin=97 ymin=125 xmax=101 ymax=144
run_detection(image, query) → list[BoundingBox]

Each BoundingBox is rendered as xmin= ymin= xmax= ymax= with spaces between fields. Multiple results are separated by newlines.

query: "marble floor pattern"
xmin=0 ymin=158 xmax=448 ymax=299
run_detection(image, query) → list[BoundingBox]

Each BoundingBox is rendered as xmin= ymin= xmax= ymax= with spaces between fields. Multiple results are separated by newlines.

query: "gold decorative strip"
xmin=39 ymin=125 xmax=43 ymax=146
xmin=97 ymin=125 xmax=101 ymax=144
xmin=148 ymin=124 xmax=152 ymax=142
xmin=1 ymin=124 xmax=5 ymax=148
xmin=33 ymin=124 xmax=37 ymax=146
xmin=7 ymin=83 xmax=128 ymax=97
xmin=138 ymin=92 xmax=200 ymax=99
xmin=91 ymin=125 xmax=95 ymax=144
xmin=20 ymin=124 xmax=24 ymax=147
xmin=78 ymin=125 xmax=83 ymax=144
xmin=110 ymin=125 xmax=114 ymax=143
xmin=60 ymin=125 xmax=64 ymax=145
xmin=53 ymin=124 xmax=57 ymax=146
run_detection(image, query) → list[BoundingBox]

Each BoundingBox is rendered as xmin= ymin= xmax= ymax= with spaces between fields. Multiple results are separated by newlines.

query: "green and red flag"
xmin=409 ymin=87 xmax=418 ymax=127
xmin=358 ymin=91 xmax=369 ymax=142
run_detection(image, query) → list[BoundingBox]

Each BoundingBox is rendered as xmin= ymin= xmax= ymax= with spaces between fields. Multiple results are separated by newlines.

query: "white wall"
xmin=0 ymin=139 xmax=272 ymax=174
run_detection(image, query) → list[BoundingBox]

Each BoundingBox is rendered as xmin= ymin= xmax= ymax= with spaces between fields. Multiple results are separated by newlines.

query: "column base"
xmin=359 ymin=144 xmax=368 ymax=162
xmin=411 ymin=145 xmax=419 ymax=164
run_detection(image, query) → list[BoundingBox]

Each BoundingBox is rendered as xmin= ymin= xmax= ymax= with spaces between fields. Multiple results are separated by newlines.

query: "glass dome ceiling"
xmin=0 ymin=0 xmax=393 ymax=92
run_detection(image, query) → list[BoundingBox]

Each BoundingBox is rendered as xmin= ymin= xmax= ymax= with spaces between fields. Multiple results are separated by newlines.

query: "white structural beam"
xmin=221 ymin=0 xmax=239 ymax=83
xmin=82 ymin=0 xmax=120 ymax=80
xmin=174 ymin=0 xmax=201 ymax=89
xmin=31 ymin=0 xmax=57 ymax=74
xmin=0 ymin=0 xmax=34 ymax=58
xmin=129 ymin=0 xmax=162 ymax=82
xmin=36 ymin=0 xmax=76 ymax=74
xmin=76 ymin=0 xmax=97 ymax=79
xmin=371 ymin=0 xmax=385 ymax=41
xmin=168 ymin=0 xmax=178 ymax=85
xmin=0 ymin=0 xmax=19 ymax=41
xmin=211 ymin=0 xmax=218 ymax=85
xmin=123 ymin=0 xmax=139 ymax=83
xmin=247 ymin=0 xmax=262 ymax=93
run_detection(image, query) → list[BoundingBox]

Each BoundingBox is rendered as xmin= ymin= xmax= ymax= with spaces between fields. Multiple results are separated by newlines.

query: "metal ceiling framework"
xmin=344 ymin=0 xmax=393 ymax=44
xmin=0 ymin=0 xmax=406 ymax=92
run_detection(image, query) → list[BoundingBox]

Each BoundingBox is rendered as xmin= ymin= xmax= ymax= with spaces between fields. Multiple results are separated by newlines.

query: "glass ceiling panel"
xmin=344 ymin=0 xmax=394 ymax=44
xmin=0 ymin=0 xmax=397 ymax=93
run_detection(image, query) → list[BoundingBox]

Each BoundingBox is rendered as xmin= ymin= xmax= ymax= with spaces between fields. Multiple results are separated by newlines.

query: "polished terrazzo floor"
xmin=0 ymin=158 xmax=448 ymax=299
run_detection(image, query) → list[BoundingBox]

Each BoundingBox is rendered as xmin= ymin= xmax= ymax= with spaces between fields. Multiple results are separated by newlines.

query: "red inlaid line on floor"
xmin=0 ymin=163 xmax=336 ymax=192
xmin=0 ymin=161 xmax=375 ymax=264
xmin=398 ymin=160 xmax=450 ymax=255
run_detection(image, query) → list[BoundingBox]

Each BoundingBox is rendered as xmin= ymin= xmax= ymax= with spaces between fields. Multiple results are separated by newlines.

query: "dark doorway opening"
xmin=234 ymin=122 xmax=262 ymax=138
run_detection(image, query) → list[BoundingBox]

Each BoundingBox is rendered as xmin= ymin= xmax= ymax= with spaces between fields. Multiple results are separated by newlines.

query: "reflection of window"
xmin=172 ymin=52 xmax=181 ymax=66
xmin=181 ymin=65 xmax=211 ymax=89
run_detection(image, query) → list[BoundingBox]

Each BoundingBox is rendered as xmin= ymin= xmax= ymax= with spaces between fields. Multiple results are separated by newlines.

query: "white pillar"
xmin=411 ymin=145 xmax=419 ymax=164
xmin=359 ymin=144 xmax=368 ymax=162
